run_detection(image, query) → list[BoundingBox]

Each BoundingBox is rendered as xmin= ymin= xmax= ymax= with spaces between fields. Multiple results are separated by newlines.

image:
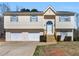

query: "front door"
xmin=46 ymin=21 xmax=53 ymax=35
xmin=47 ymin=25 xmax=52 ymax=34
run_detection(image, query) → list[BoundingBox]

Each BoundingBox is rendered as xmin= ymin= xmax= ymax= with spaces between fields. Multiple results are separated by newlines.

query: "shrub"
xmin=74 ymin=37 xmax=79 ymax=41
xmin=20 ymin=8 xmax=26 ymax=12
xmin=31 ymin=9 xmax=38 ymax=12
xmin=40 ymin=35 xmax=46 ymax=42
xmin=20 ymin=8 xmax=30 ymax=12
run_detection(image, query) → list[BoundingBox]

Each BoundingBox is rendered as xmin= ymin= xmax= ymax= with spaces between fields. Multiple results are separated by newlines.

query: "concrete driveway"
xmin=0 ymin=41 xmax=38 ymax=56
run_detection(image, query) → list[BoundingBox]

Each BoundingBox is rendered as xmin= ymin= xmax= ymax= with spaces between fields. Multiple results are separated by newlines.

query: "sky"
xmin=0 ymin=2 xmax=79 ymax=13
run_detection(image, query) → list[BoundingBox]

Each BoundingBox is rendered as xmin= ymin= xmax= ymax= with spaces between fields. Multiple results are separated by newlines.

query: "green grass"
xmin=33 ymin=45 xmax=45 ymax=56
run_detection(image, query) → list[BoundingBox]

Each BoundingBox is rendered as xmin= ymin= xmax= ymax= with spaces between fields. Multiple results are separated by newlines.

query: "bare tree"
xmin=0 ymin=3 xmax=10 ymax=15
xmin=16 ymin=6 xmax=20 ymax=12
xmin=0 ymin=3 xmax=11 ymax=38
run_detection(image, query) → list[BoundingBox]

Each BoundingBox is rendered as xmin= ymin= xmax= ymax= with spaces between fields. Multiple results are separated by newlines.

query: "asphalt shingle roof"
xmin=4 ymin=11 xmax=75 ymax=16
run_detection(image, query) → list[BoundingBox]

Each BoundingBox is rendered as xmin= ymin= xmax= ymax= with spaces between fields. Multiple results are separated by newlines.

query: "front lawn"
xmin=33 ymin=42 xmax=79 ymax=56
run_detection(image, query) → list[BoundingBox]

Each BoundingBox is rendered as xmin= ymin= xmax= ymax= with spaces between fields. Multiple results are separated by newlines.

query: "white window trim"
xmin=10 ymin=16 xmax=18 ymax=22
xmin=59 ymin=16 xmax=70 ymax=22
xmin=30 ymin=15 xmax=38 ymax=22
xmin=46 ymin=20 xmax=54 ymax=35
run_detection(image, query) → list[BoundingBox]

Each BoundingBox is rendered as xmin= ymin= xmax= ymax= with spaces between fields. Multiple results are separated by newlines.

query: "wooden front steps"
xmin=47 ymin=35 xmax=57 ymax=42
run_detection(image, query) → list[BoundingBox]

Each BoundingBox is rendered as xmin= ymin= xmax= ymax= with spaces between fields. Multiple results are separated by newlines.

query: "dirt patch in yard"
xmin=44 ymin=48 xmax=65 ymax=56
xmin=34 ymin=42 xmax=79 ymax=56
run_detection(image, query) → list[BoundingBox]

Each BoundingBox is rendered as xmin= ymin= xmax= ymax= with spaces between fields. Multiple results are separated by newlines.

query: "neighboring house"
xmin=4 ymin=6 xmax=77 ymax=42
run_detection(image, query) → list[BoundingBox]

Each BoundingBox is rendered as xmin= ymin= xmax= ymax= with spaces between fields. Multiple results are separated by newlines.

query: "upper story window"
xmin=59 ymin=16 xmax=70 ymax=22
xmin=10 ymin=16 xmax=18 ymax=22
xmin=30 ymin=15 xmax=38 ymax=22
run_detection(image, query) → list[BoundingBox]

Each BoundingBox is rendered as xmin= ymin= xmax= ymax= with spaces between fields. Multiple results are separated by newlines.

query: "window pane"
xmin=11 ymin=16 xmax=18 ymax=22
xmin=59 ymin=16 xmax=70 ymax=22
xmin=30 ymin=16 xmax=38 ymax=22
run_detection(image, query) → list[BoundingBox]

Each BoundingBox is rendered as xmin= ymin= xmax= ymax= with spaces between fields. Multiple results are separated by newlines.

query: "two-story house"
xmin=4 ymin=6 xmax=77 ymax=42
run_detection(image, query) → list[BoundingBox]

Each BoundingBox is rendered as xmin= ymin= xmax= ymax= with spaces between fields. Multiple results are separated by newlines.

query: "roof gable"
xmin=44 ymin=6 xmax=56 ymax=15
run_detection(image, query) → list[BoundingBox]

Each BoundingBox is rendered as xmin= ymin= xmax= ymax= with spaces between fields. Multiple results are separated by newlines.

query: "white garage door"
xmin=28 ymin=33 xmax=40 ymax=41
xmin=11 ymin=33 xmax=23 ymax=41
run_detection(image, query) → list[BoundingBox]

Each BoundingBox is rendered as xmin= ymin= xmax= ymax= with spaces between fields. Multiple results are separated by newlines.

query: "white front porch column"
xmin=71 ymin=29 xmax=74 ymax=41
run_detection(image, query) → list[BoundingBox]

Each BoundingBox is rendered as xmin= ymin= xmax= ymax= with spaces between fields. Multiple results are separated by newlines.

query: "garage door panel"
xmin=10 ymin=32 xmax=40 ymax=41
xmin=28 ymin=33 xmax=40 ymax=41
xmin=11 ymin=33 xmax=23 ymax=41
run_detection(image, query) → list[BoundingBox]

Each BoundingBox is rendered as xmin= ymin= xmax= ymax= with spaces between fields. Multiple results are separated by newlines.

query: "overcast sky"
xmin=0 ymin=2 xmax=79 ymax=13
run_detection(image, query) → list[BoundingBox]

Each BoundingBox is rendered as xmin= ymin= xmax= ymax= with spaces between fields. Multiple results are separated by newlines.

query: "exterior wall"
xmin=56 ymin=29 xmax=74 ymax=41
xmin=43 ymin=7 xmax=56 ymax=35
xmin=56 ymin=29 xmax=73 ymax=36
xmin=4 ymin=16 xmax=44 ymax=29
xmin=5 ymin=31 xmax=43 ymax=41
xmin=4 ymin=14 xmax=76 ymax=29
xmin=56 ymin=16 xmax=76 ymax=29
xmin=6 ymin=32 xmax=10 ymax=41
xmin=56 ymin=31 xmax=73 ymax=36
